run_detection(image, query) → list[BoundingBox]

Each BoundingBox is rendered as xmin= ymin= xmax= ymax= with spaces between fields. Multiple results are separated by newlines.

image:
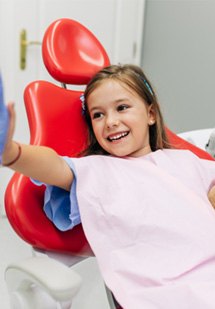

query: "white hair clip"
xmin=80 ymin=94 xmax=86 ymax=115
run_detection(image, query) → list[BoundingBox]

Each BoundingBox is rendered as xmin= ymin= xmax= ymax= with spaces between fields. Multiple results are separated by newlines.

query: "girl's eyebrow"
xmin=89 ymin=106 xmax=102 ymax=113
xmin=115 ymin=98 xmax=130 ymax=103
xmin=89 ymin=98 xmax=130 ymax=113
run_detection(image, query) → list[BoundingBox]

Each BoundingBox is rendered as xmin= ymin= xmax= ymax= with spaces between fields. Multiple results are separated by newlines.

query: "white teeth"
xmin=108 ymin=132 xmax=128 ymax=141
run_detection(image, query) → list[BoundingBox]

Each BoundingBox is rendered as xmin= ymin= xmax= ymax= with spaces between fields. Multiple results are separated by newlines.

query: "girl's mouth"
xmin=107 ymin=131 xmax=129 ymax=142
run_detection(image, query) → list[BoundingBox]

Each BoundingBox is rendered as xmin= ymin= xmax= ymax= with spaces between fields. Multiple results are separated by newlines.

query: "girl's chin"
xmin=106 ymin=149 xmax=131 ymax=157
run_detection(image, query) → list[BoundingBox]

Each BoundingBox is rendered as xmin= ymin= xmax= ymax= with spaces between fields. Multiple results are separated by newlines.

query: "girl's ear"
xmin=148 ymin=104 xmax=156 ymax=125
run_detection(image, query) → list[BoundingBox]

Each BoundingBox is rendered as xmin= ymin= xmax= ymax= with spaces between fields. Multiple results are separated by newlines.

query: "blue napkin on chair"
xmin=0 ymin=73 xmax=9 ymax=164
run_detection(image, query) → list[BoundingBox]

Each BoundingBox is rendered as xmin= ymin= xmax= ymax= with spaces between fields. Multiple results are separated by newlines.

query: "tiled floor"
xmin=0 ymin=216 xmax=111 ymax=309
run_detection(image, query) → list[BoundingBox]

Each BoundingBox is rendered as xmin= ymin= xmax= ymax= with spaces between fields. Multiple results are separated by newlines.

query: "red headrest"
xmin=42 ymin=18 xmax=110 ymax=85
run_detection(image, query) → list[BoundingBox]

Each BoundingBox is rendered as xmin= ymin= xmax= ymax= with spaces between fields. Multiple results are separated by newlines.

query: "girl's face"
xmin=87 ymin=80 xmax=155 ymax=157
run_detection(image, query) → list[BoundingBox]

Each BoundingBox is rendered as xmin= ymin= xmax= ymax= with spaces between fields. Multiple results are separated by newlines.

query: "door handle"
xmin=20 ymin=29 xmax=41 ymax=70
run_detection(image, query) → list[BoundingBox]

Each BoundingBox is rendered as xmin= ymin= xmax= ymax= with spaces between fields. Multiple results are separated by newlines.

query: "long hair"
xmin=81 ymin=64 xmax=170 ymax=156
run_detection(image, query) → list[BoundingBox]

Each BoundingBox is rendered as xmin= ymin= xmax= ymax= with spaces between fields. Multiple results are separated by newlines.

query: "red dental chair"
xmin=4 ymin=18 xmax=214 ymax=309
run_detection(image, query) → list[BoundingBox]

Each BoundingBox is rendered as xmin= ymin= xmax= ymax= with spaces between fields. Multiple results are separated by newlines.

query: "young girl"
xmin=2 ymin=64 xmax=215 ymax=309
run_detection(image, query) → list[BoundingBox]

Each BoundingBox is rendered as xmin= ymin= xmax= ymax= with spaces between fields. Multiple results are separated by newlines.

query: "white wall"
xmin=141 ymin=0 xmax=215 ymax=133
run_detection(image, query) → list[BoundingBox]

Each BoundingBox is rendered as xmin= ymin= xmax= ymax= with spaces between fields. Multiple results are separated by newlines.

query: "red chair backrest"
xmin=5 ymin=81 xmax=93 ymax=254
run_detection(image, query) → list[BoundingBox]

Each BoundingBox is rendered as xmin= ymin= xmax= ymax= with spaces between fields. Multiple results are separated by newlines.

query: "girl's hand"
xmin=1 ymin=102 xmax=17 ymax=165
xmin=0 ymin=74 xmax=10 ymax=164
xmin=0 ymin=72 xmax=17 ymax=165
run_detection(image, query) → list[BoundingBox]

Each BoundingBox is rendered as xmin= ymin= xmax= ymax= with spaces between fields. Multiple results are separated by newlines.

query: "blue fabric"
xmin=31 ymin=157 xmax=81 ymax=231
xmin=0 ymin=73 xmax=9 ymax=164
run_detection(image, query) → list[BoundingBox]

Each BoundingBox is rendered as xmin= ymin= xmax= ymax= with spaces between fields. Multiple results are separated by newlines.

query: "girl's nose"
xmin=106 ymin=113 xmax=119 ymax=129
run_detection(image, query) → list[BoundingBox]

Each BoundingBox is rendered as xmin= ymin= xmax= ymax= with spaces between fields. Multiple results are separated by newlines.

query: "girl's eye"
xmin=92 ymin=112 xmax=103 ymax=119
xmin=117 ymin=104 xmax=129 ymax=112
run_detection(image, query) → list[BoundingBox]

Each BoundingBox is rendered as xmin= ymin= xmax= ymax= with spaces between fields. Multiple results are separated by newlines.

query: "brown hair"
xmin=81 ymin=64 xmax=170 ymax=156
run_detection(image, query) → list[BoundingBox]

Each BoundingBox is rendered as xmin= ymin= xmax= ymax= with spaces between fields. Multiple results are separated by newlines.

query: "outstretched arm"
xmin=2 ymin=103 xmax=73 ymax=191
